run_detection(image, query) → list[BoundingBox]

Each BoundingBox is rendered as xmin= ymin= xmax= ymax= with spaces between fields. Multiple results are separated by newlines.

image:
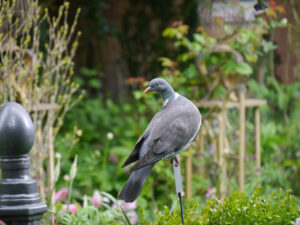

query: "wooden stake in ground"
xmin=239 ymin=85 xmax=246 ymax=192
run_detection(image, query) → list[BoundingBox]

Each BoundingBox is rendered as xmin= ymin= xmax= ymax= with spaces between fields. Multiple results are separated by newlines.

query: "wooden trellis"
xmin=185 ymin=87 xmax=266 ymax=199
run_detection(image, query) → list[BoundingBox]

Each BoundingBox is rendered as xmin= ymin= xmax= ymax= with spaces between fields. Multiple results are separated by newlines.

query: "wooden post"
xmin=199 ymin=127 xmax=205 ymax=177
xmin=185 ymin=154 xmax=192 ymax=200
xmin=195 ymin=98 xmax=266 ymax=195
xmin=213 ymin=138 xmax=218 ymax=162
xmin=47 ymin=126 xmax=55 ymax=224
xmin=255 ymin=107 xmax=261 ymax=171
xmin=218 ymin=111 xmax=226 ymax=197
xmin=238 ymin=85 xmax=246 ymax=192
xmin=37 ymin=129 xmax=45 ymax=202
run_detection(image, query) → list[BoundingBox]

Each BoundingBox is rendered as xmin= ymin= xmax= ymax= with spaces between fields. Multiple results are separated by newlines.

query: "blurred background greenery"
xmin=1 ymin=0 xmax=300 ymax=224
xmin=46 ymin=0 xmax=300 ymax=221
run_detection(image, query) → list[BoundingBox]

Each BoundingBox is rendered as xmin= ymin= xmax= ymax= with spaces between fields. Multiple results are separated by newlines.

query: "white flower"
xmin=102 ymin=196 xmax=110 ymax=203
xmin=107 ymin=132 xmax=114 ymax=140
xmin=55 ymin=152 xmax=62 ymax=159
xmin=63 ymin=174 xmax=70 ymax=181
xmin=76 ymin=129 xmax=83 ymax=136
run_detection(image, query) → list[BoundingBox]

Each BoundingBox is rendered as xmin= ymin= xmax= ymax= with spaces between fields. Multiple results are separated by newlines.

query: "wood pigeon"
xmin=118 ymin=78 xmax=201 ymax=202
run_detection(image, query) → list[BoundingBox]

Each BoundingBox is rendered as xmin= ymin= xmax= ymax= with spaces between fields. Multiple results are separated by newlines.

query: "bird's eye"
xmin=156 ymin=83 xmax=159 ymax=86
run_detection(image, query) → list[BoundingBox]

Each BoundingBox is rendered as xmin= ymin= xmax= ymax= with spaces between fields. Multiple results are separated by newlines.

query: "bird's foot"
xmin=171 ymin=155 xmax=180 ymax=167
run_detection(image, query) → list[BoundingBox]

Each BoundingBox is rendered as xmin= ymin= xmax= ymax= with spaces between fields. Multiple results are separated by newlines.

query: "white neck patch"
xmin=163 ymin=92 xmax=179 ymax=107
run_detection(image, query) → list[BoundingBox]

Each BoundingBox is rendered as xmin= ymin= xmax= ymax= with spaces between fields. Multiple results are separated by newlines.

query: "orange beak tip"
xmin=144 ymin=87 xmax=151 ymax=94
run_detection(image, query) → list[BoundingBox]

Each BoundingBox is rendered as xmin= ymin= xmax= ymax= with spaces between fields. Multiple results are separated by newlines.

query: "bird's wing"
xmin=130 ymin=112 xmax=197 ymax=171
xmin=121 ymin=130 xmax=150 ymax=168
xmin=120 ymin=102 xmax=168 ymax=168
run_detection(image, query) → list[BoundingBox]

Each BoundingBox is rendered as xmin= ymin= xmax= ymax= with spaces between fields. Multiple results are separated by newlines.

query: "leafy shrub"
xmin=248 ymin=78 xmax=300 ymax=196
xmin=55 ymin=200 xmax=134 ymax=225
xmin=56 ymin=204 xmax=120 ymax=225
xmin=140 ymin=189 xmax=300 ymax=225
xmin=55 ymin=96 xmax=146 ymax=194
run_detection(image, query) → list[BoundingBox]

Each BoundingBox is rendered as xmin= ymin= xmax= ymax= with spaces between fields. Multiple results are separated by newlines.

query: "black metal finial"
xmin=0 ymin=102 xmax=47 ymax=225
xmin=0 ymin=102 xmax=34 ymax=156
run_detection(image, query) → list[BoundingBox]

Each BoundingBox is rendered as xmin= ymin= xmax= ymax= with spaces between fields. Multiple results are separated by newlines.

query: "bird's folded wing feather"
xmin=120 ymin=102 xmax=169 ymax=168
xmin=121 ymin=130 xmax=150 ymax=168
xmin=130 ymin=113 xmax=195 ymax=171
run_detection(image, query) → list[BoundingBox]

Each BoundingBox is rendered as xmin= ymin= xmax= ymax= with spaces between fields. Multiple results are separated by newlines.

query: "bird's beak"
xmin=144 ymin=87 xmax=151 ymax=94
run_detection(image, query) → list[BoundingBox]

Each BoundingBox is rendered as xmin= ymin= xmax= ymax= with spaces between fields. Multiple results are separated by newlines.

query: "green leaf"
xmin=162 ymin=27 xmax=176 ymax=38
xmin=193 ymin=33 xmax=206 ymax=45
xmin=54 ymin=158 xmax=61 ymax=183
xmin=262 ymin=40 xmax=278 ymax=53
xmin=88 ymin=78 xmax=101 ymax=89
xmin=278 ymin=91 xmax=288 ymax=110
xmin=70 ymin=155 xmax=78 ymax=180
xmin=133 ymin=90 xmax=143 ymax=100
xmin=158 ymin=57 xmax=174 ymax=67
xmin=120 ymin=207 xmax=132 ymax=225
xmin=80 ymin=67 xmax=98 ymax=77
xmin=235 ymin=63 xmax=253 ymax=75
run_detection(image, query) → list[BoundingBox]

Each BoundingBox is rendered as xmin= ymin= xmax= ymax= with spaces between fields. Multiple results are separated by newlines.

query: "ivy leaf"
xmin=235 ymin=63 xmax=253 ymax=76
xmin=162 ymin=27 xmax=176 ymax=38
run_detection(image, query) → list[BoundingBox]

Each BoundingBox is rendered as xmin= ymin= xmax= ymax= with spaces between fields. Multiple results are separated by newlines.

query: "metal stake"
xmin=172 ymin=158 xmax=185 ymax=225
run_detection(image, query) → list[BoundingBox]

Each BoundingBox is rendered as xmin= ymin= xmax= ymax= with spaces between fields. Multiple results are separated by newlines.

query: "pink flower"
xmin=91 ymin=190 xmax=102 ymax=209
xmin=172 ymin=21 xmax=183 ymax=27
xmin=121 ymin=200 xmax=137 ymax=212
xmin=166 ymin=70 xmax=172 ymax=75
xmin=127 ymin=211 xmax=138 ymax=224
xmin=55 ymin=188 xmax=69 ymax=203
xmin=205 ymin=187 xmax=216 ymax=199
xmin=62 ymin=204 xmax=78 ymax=215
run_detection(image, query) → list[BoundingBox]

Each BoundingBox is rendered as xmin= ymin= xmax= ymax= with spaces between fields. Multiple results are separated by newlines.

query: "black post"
xmin=0 ymin=102 xmax=47 ymax=225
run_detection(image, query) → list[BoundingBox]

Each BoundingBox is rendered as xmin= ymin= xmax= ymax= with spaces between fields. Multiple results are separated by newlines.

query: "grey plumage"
xmin=118 ymin=78 xmax=201 ymax=202
xmin=118 ymin=164 xmax=155 ymax=203
xmin=118 ymin=138 xmax=156 ymax=202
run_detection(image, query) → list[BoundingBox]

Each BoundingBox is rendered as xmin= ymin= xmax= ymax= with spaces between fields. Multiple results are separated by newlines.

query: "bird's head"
xmin=144 ymin=78 xmax=175 ymax=100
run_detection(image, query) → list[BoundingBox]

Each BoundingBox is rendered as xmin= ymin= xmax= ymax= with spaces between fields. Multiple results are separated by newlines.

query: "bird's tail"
xmin=118 ymin=163 xmax=155 ymax=202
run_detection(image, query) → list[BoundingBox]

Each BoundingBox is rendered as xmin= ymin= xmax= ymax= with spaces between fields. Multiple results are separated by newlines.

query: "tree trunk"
xmin=100 ymin=0 xmax=129 ymax=101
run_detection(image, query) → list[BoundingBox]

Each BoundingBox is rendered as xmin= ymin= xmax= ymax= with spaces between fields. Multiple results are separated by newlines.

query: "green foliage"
xmin=155 ymin=18 xmax=275 ymax=105
xmin=140 ymin=189 xmax=300 ymax=225
xmin=75 ymin=67 xmax=103 ymax=92
xmin=150 ymin=19 xmax=283 ymax=201
xmin=53 ymin=3 xmax=300 ymax=221
xmin=248 ymin=78 xmax=300 ymax=196
xmin=56 ymin=205 xmax=122 ymax=225
xmin=51 ymin=155 xmax=135 ymax=225
xmin=55 ymin=96 xmax=143 ymax=193
xmin=55 ymin=200 xmax=132 ymax=225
